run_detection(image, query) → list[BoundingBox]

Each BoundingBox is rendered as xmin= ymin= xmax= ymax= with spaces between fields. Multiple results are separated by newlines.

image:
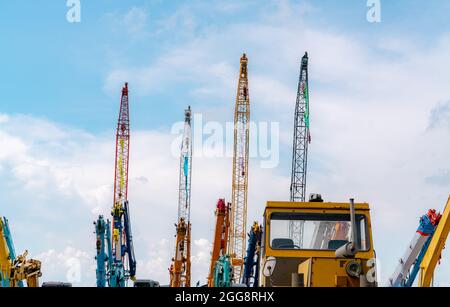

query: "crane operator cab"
xmin=261 ymin=195 xmax=377 ymax=287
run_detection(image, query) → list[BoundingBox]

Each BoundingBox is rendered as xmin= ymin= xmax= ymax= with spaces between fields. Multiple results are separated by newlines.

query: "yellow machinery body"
xmin=9 ymin=251 xmax=41 ymax=287
xmin=0 ymin=219 xmax=11 ymax=284
xmin=261 ymin=201 xmax=376 ymax=287
xmin=1 ymin=218 xmax=41 ymax=287
xmin=419 ymin=196 xmax=450 ymax=287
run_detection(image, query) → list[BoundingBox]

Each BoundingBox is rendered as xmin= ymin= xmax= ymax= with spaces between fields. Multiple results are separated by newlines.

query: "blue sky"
xmin=2 ymin=0 xmax=449 ymax=132
xmin=1 ymin=0 xmax=450 ymax=286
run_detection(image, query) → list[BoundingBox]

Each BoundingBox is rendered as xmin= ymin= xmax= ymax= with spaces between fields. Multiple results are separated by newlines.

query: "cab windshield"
xmin=269 ymin=212 xmax=369 ymax=251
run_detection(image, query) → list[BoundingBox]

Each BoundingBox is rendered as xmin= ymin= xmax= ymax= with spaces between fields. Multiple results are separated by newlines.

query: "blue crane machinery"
xmin=1 ymin=217 xmax=21 ymax=287
xmin=94 ymin=215 xmax=112 ymax=287
xmin=1 ymin=217 xmax=41 ymax=287
xmin=214 ymin=254 xmax=232 ymax=288
xmin=388 ymin=209 xmax=441 ymax=287
xmin=169 ymin=106 xmax=193 ymax=287
xmin=94 ymin=82 xmax=136 ymax=287
xmin=389 ymin=196 xmax=450 ymax=287
xmin=229 ymin=53 xmax=251 ymax=284
xmin=242 ymin=222 xmax=262 ymax=287
xmin=289 ymin=52 xmax=311 ymax=248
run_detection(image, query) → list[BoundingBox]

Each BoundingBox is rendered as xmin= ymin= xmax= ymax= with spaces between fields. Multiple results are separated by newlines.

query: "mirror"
xmin=263 ymin=256 xmax=277 ymax=277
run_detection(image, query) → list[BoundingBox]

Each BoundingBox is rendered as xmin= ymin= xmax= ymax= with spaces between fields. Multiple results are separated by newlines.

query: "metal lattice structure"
xmin=177 ymin=107 xmax=192 ymax=224
xmin=110 ymin=82 xmax=134 ymax=286
xmin=170 ymin=106 xmax=193 ymax=287
xmin=229 ymin=54 xmax=250 ymax=283
xmin=289 ymin=52 xmax=310 ymax=247
xmin=113 ymin=83 xmax=130 ymax=207
xmin=95 ymin=82 xmax=136 ymax=287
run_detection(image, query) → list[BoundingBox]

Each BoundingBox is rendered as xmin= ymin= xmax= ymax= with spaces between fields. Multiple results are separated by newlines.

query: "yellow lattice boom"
xmin=229 ymin=54 xmax=250 ymax=283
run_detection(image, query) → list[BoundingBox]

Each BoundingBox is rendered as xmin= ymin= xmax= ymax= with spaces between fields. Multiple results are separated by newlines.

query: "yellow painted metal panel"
xmin=229 ymin=54 xmax=251 ymax=283
xmin=298 ymin=258 xmax=363 ymax=287
xmin=266 ymin=201 xmax=370 ymax=211
xmin=263 ymin=204 xmax=375 ymax=260
xmin=0 ymin=219 xmax=11 ymax=284
xmin=419 ymin=196 xmax=450 ymax=287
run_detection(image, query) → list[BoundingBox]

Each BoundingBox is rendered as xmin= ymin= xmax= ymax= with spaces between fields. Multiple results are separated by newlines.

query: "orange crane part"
xmin=207 ymin=199 xmax=231 ymax=287
xmin=170 ymin=218 xmax=190 ymax=287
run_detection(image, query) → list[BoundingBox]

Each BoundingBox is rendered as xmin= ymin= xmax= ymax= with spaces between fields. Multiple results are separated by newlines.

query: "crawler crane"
xmin=170 ymin=106 xmax=193 ymax=288
xmin=259 ymin=196 xmax=450 ymax=287
xmin=289 ymin=52 xmax=311 ymax=248
xmin=229 ymin=54 xmax=251 ymax=284
xmin=260 ymin=198 xmax=377 ymax=287
xmin=94 ymin=82 xmax=136 ymax=287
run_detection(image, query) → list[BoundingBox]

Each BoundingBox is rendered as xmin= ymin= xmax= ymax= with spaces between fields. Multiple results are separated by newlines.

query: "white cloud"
xmin=0 ymin=131 xmax=27 ymax=161
xmin=0 ymin=112 xmax=291 ymax=286
xmin=36 ymin=247 xmax=94 ymax=286
xmin=3 ymin=0 xmax=450 ymax=287
xmin=101 ymin=0 xmax=450 ymax=285
xmin=122 ymin=7 xmax=149 ymax=36
xmin=0 ymin=114 xmax=9 ymax=123
xmin=429 ymin=100 xmax=450 ymax=131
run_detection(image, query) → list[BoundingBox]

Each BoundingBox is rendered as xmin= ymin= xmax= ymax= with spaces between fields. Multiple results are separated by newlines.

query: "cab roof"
xmin=265 ymin=201 xmax=370 ymax=211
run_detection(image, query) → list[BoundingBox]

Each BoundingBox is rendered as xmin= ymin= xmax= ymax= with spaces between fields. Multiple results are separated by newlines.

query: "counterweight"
xmin=229 ymin=54 xmax=250 ymax=283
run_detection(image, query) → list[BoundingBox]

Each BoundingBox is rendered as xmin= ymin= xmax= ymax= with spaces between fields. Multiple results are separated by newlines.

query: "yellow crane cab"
xmin=260 ymin=195 xmax=377 ymax=287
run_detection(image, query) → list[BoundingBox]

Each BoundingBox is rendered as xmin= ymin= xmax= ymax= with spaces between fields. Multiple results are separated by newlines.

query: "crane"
xmin=169 ymin=106 xmax=193 ymax=288
xmin=419 ymin=196 xmax=450 ymax=287
xmin=9 ymin=250 xmax=42 ymax=287
xmin=1 ymin=217 xmax=41 ymax=287
xmin=1 ymin=216 xmax=18 ymax=287
xmin=207 ymin=199 xmax=231 ymax=287
xmin=229 ymin=53 xmax=251 ymax=284
xmin=95 ymin=82 xmax=136 ymax=287
xmin=94 ymin=215 xmax=112 ymax=287
xmin=242 ymin=222 xmax=262 ymax=287
xmin=388 ymin=209 xmax=441 ymax=287
xmin=289 ymin=52 xmax=311 ymax=248
xmin=388 ymin=196 xmax=450 ymax=287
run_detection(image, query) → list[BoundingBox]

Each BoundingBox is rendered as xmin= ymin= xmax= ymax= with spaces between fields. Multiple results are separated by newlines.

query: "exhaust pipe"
xmin=335 ymin=199 xmax=358 ymax=258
